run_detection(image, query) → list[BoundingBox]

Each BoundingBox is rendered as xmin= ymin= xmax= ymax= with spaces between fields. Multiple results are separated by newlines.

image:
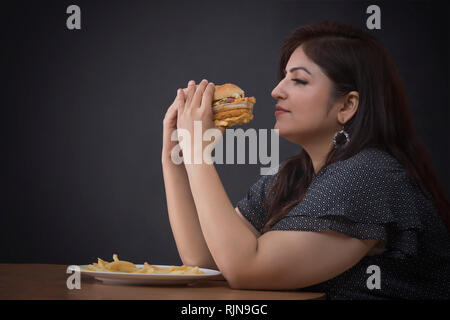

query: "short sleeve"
xmin=270 ymin=149 xmax=426 ymax=260
xmin=235 ymin=173 xmax=276 ymax=233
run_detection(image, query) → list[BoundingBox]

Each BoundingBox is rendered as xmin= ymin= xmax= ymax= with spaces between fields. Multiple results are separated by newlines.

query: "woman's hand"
xmin=162 ymin=86 xmax=191 ymax=163
xmin=177 ymin=79 xmax=225 ymax=164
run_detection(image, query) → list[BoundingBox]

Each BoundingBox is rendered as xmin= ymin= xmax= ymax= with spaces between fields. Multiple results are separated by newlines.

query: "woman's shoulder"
xmin=309 ymin=147 xmax=428 ymax=212
xmin=321 ymin=147 xmax=406 ymax=182
xmin=331 ymin=147 xmax=403 ymax=169
xmin=315 ymin=147 xmax=437 ymax=221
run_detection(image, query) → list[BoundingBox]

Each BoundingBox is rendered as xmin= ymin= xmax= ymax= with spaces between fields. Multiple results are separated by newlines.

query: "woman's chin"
xmin=274 ymin=120 xmax=281 ymax=131
xmin=274 ymin=121 xmax=287 ymax=134
xmin=274 ymin=123 xmax=302 ymax=144
xmin=274 ymin=122 xmax=288 ymax=137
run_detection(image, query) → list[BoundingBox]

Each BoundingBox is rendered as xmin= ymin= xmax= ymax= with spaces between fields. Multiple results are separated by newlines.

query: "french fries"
xmin=81 ymin=254 xmax=204 ymax=274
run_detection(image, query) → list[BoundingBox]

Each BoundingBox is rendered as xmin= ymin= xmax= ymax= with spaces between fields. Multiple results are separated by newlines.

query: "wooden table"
xmin=0 ymin=264 xmax=326 ymax=300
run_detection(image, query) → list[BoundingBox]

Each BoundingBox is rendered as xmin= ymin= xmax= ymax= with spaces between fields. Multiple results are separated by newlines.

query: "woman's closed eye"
xmin=292 ymin=79 xmax=308 ymax=85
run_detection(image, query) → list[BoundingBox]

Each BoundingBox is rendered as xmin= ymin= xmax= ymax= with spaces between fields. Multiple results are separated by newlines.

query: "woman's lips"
xmin=275 ymin=105 xmax=289 ymax=116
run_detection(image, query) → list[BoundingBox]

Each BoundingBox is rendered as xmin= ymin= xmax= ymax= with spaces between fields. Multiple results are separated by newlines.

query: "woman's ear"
xmin=338 ymin=91 xmax=359 ymax=124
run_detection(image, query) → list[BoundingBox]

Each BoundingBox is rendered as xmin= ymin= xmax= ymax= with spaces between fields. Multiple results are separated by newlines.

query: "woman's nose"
xmin=271 ymin=81 xmax=285 ymax=100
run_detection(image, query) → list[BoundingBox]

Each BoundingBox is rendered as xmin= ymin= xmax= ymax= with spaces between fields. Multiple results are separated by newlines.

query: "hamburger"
xmin=212 ymin=83 xmax=256 ymax=127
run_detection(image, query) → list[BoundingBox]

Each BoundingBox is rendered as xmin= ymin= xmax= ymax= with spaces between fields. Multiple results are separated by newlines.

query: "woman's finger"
xmin=185 ymin=80 xmax=196 ymax=109
xmin=200 ymin=82 xmax=215 ymax=112
xmin=191 ymin=79 xmax=209 ymax=109
xmin=164 ymin=99 xmax=177 ymax=122
xmin=176 ymin=88 xmax=185 ymax=116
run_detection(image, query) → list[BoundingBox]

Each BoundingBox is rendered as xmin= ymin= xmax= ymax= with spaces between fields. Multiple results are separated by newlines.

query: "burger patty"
xmin=212 ymin=108 xmax=252 ymax=120
xmin=214 ymin=113 xmax=253 ymax=127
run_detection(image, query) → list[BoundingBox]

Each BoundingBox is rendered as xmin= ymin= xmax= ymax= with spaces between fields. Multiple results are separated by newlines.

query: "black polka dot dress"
xmin=235 ymin=147 xmax=450 ymax=300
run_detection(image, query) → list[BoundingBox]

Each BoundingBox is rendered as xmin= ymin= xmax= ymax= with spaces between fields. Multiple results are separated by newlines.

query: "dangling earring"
xmin=333 ymin=125 xmax=350 ymax=148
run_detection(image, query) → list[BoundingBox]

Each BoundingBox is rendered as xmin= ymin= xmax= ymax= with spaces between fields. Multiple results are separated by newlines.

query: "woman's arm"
xmin=161 ymin=83 xmax=218 ymax=269
xmin=183 ymin=162 xmax=260 ymax=282
xmin=162 ymin=159 xmax=257 ymax=278
xmin=162 ymin=81 xmax=259 ymax=273
xmin=162 ymin=157 xmax=217 ymax=269
xmin=184 ymin=162 xmax=379 ymax=289
xmin=162 ymin=156 xmax=259 ymax=274
xmin=162 ymin=157 xmax=259 ymax=268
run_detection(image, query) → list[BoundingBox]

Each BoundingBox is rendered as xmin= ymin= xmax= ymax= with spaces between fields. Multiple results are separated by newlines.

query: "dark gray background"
xmin=1 ymin=0 xmax=449 ymax=265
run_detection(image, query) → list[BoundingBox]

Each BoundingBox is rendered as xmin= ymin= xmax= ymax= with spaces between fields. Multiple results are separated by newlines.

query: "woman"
xmin=161 ymin=21 xmax=450 ymax=299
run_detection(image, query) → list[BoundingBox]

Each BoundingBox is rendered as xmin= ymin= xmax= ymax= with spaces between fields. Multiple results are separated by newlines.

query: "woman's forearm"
xmin=162 ymin=156 xmax=218 ymax=269
xmin=184 ymin=161 xmax=258 ymax=281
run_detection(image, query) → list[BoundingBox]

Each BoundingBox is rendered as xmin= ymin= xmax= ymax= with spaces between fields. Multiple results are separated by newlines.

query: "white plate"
xmin=70 ymin=265 xmax=221 ymax=285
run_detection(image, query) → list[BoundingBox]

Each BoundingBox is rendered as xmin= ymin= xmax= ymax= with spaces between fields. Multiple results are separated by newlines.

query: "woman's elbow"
xmin=219 ymin=265 xmax=244 ymax=289
xmin=219 ymin=263 xmax=284 ymax=290
xmin=223 ymin=273 xmax=244 ymax=290
xmin=181 ymin=255 xmax=219 ymax=271
xmin=224 ymin=274 xmax=269 ymax=290
xmin=223 ymin=270 xmax=303 ymax=291
xmin=221 ymin=267 xmax=263 ymax=290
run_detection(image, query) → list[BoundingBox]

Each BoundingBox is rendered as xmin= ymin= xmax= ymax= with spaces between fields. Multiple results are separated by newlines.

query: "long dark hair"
xmin=262 ymin=20 xmax=450 ymax=233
